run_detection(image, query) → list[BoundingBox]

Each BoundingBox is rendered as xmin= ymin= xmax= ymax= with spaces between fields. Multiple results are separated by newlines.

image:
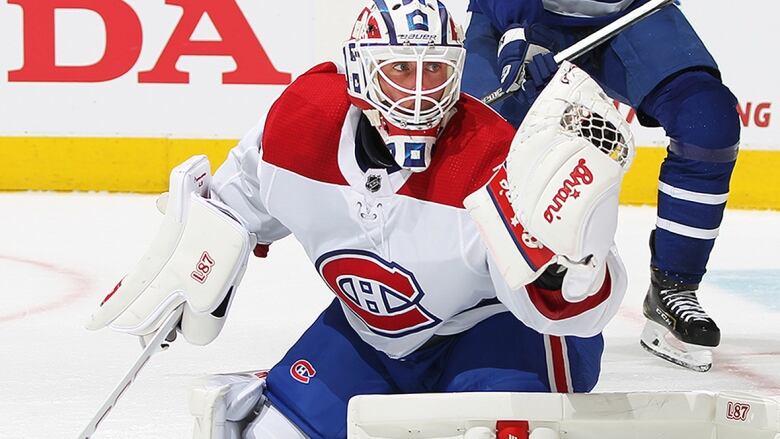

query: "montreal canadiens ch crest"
xmin=315 ymin=250 xmax=440 ymax=337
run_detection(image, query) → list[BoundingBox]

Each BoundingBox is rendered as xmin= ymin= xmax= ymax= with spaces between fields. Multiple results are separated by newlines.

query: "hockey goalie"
xmin=82 ymin=1 xmax=778 ymax=438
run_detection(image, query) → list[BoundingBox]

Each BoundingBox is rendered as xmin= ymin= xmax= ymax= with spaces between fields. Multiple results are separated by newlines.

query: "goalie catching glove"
xmin=86 ymin=155 xmax=255 ymax=346
xmin=465 ymin=62 xmax=634 ymax=299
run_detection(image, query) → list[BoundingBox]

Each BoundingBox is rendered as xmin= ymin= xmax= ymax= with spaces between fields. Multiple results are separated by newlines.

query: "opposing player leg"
xmin=590 ymin=3 xmax=740 ymax=371
xmin=637 ymin=70 xmax=738 ymax=371
xmin=435 ymin=311 xmax=604 ymax=394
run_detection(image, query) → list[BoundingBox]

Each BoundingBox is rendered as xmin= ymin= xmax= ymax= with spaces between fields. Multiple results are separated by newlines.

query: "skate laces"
xmin=659 ymin=289 xmax=711 ymax=323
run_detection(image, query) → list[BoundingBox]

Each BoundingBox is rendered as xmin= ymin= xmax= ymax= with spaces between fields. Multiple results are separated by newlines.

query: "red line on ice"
xmin=716 ymin=356 xmax=780 ymax=392
xmin=619 ymin=305 xmax=780 ymax=391
xmin=0 ymin=255 xmax=93 ymax=323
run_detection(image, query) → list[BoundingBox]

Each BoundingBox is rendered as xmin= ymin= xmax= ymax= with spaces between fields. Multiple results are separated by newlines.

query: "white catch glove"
xmin=86 ymin=155 xmax=255 ymax=345
xmin=466 ymin=62 xmax=634 ymax=298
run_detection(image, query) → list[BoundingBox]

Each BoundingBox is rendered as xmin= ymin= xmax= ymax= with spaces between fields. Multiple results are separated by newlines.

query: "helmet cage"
xmin=344 ymin=0 xmax=465 ymax=131
xmin=362 ymin=44 xmax=465 ymax=130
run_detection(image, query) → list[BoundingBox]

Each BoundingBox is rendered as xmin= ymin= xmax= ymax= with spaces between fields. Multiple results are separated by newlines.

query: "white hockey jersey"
xmin=213 ymin=63 xmax=627 ymax=359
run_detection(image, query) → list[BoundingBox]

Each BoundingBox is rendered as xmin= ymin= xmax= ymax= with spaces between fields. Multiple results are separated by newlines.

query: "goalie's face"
xmin=377 ymin=60 xmax=450 ymax=112
xmin=362 ymin=45 xmax=463 ymax=130
xmin=343 ymin=0 xmax=465 ymax=131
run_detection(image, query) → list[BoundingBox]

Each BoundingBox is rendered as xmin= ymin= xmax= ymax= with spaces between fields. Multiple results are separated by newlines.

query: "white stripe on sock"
xmin=657 ymin=218 xmax=720 ymax=240
xmin=560 ymin=337 xmax=573 ymax=393
xmin=658 ymin=181 xmax=729 ymax=205
xmin=543 ymin=335 xmax=557 ymax=392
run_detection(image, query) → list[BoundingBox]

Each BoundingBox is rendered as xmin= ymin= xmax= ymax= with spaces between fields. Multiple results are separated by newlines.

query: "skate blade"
xmin=640 ymin=320 xmax=712 ymax=372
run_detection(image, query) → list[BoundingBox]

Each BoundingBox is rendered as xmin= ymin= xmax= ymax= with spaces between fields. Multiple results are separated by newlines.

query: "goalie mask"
xmin=343 ymin=0 xmax=466 ymax=172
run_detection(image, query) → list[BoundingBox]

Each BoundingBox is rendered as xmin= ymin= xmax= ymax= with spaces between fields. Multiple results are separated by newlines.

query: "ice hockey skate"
xmin=640 ymin=268 xmax=720 ymax=372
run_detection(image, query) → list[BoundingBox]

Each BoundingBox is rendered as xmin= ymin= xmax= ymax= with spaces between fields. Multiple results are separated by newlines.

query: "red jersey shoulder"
xmin=262 ymin=62 xmax=349 ymax=185
xmin=398 ymin=93 xmax=516 ymax=208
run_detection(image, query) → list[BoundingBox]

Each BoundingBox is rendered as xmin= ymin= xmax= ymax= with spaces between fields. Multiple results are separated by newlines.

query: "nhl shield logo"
xmin=365 ymin=174 xmax=382 ymax=193
xmin=315 ymin=250 xmax=440 ymax=337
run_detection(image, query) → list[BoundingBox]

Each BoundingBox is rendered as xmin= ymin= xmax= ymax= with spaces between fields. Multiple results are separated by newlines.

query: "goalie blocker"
xmin=86 ymin=155 xmax=255 ymax=345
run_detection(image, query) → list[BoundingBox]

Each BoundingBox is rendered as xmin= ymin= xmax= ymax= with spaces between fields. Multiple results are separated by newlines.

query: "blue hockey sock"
xmin=639 ymin=70 xmax=740 ymax=284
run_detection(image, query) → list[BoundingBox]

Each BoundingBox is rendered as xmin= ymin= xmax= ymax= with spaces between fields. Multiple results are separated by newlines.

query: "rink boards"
xmin=0 ymin=0 xmax=777 ymax=208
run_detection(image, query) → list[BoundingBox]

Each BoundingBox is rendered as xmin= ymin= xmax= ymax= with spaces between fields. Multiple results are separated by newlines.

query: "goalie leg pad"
xmin=190 ymin=371 xmax=270 ymax=439
xmin=189 ymin=371 xmax=315 ymax=439
xmin=347 ymin=391 xmax=780 ymax=439
xmin=190 ymin=371 xmax=307 ymax=439
xmin=243 ymin=401 xmax=309 ymax=439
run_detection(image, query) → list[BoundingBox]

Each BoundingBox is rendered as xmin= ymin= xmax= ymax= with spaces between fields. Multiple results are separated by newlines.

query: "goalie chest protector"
xmin=253 ymin=62 xmax=534 ymax=358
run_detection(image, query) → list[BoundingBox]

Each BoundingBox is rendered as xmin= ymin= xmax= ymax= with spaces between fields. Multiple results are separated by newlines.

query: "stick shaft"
xmin=77 ymin=306 xmax=183 ymax=439
xmin=554 ymin=0 xmax=674 ymax=63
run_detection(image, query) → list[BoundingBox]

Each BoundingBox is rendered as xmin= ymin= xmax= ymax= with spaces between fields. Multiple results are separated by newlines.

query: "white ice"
xmin=0 ymin=192 xmax=778 ymax=438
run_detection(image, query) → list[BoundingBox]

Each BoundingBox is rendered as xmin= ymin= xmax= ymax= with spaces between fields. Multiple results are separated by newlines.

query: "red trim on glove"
xmin=525 ymin=268 xmax=612 ymax=321
xmin=253 ymin=244 xmax=270 ymax=258
xmin=486 ymin=166 xmax=555 ymax=271
xmin=100 ymin=278 xmax=124 ymax=306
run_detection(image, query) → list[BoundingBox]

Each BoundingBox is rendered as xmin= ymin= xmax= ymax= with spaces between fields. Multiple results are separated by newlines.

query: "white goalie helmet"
xmin=343 ymin=0 xmax=466 ymax=172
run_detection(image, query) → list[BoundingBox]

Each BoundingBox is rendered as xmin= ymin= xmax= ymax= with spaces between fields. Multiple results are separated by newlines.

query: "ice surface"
xmin=0 ymin=192 xmax=777 ymax=438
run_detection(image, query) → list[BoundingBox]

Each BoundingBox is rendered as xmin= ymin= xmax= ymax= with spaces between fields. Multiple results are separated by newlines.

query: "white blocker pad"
xmin=86 ymin=155 xmax=254 ymax=345
xmin=347 ymin=391 xmax=780 ymax=439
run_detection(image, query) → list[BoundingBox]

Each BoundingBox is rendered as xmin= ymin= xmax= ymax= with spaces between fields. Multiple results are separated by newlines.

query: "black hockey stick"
xmin=482 ymin=0 xmax=676 ymax=105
